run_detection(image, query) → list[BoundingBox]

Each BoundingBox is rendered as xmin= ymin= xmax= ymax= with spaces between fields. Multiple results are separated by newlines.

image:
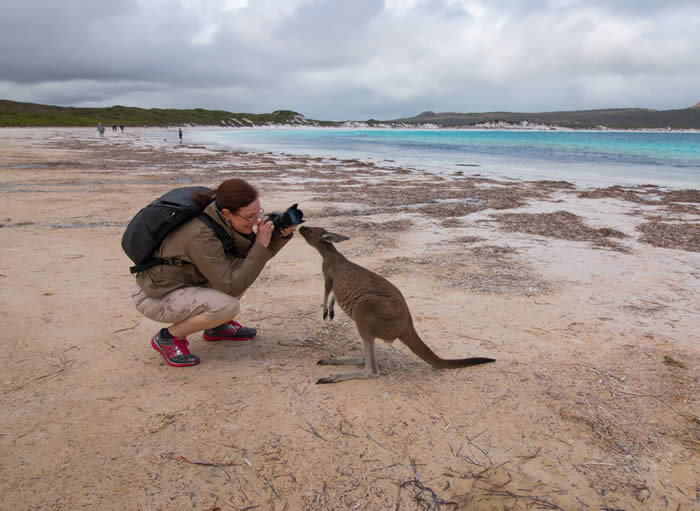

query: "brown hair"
xmin=193 ymin=179 xmax=258 ymax=212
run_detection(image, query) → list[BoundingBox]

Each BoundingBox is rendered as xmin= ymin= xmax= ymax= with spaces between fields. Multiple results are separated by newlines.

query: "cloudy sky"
xmin=1 ymin=0 xmax=699 ymax=121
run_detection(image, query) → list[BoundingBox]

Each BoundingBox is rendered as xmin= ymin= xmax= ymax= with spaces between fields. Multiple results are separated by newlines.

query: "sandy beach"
xmin=1 ymin=127 xmax=698 ymax=510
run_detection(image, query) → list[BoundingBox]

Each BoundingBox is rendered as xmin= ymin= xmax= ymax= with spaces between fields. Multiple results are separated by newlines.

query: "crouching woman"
xmin=132 ymin=179 xmax=295 ymax=367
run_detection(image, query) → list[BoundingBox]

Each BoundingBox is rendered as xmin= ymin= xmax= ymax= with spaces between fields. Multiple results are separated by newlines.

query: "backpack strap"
xmin=129 ymin=213 xmax=241 ymax=274
xmin=129 ymin=257 xmax=190 ymax=274
xmin=198 ymin=213 xmax=241 ymax=258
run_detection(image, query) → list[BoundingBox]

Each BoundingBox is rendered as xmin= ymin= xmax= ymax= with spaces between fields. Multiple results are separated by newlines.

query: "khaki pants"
xmin=132 ymin=285 xmax=240 ymax=325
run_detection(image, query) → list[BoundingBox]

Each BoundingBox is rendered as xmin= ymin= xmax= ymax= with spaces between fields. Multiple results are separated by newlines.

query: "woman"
xmin=132 ymin=178 xmax=296 ymax=367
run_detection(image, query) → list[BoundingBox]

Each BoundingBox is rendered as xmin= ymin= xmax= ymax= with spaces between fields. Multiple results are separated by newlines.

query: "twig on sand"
xmin=396 ymin=458 xmax=458 ymax=510
xmin=487 ymin=490 xmax=566 ymax=510
xmin=8 ymin=368 xmax=66 ymax=393
xmin=616 ymin=390 xmax=658 ymax=397
xmin=112 ymin=320 xmax=141 ymax=334
xmin=411 ymin=458 xmax=419 ymax=480
xmin=366 ymin=433 xmax=386 ymax=449
xmin=396 ymin=479 xmax=457 ymax=510
xmin=339 ymin=421 xmax=359 ymax=438
xmin=516 ymin=447 xmax=543 ymax=460
xmin=653 ymin=397 xmax=700 ymax=432
xmin=276 ymin=340 xmax=301 ymax=347
xmin=581 ymin=461 xmax=616 ymax=467
xmin=301 ymin=420 xmax=327 ymax=441
xmin=582 ymin=365 xmax=627 ymax=383
xmin=161 ymin=452 xmax=242 ymax=467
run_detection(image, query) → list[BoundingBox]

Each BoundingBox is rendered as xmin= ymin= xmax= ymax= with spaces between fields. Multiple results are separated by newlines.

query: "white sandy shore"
xmin=147 ymin=125 xmax=700 ymax=190
xmin=0 ymin=127 xmax=698 ymax=510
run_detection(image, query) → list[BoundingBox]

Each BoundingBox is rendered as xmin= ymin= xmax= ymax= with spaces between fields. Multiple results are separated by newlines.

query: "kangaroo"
xmin=299 ymin=225 xmax=495 ymax=384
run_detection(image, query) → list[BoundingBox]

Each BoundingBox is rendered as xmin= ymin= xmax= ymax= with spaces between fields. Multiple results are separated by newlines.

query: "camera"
xmin=267 ymin=203 xmax=305 ymax=231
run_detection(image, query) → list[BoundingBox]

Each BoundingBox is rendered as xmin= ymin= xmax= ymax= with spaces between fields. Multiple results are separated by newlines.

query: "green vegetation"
xmin=0 ymin=100 xmax=333 ymax=127
xmin=2 ymin=99 xmax=699 ymax=129
xmin=393 ymin=106 xmax=700 ymax=130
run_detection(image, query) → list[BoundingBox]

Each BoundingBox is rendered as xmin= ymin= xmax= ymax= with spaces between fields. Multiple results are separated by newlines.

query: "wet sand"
xmin=1 ymin=127 xmax=698 ymax=510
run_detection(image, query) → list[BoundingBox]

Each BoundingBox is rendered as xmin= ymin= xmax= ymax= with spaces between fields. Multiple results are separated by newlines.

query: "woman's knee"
xmin=203 ymin=295 xmax=240 ymax=323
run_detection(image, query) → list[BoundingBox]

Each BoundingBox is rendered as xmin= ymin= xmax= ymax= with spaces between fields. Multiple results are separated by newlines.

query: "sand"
xmin=1 ymin=127 xmax=698 ymax=510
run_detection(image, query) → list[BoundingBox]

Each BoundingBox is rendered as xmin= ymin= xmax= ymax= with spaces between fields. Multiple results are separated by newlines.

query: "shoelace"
xmin=212 ymin=321 xmax=240 ymax=333
xmin=171 ymin=338 xmax=190 ymax=355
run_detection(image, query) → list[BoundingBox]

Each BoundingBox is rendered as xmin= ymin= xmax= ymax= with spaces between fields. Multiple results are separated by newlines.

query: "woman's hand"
xmin=256 ymin=218 xmax=275 ymax=247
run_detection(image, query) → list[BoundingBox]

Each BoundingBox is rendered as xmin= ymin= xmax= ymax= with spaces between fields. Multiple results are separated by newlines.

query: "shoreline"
xmin=4 ymin=123 xmax=700 ymax=133
xmin=6 ymin=125 xmax=700 ymax=190
xmin=136 ymin=125 xmax=700 ymax=190
xmin=0 ymin=127 xmax=698 ymax=510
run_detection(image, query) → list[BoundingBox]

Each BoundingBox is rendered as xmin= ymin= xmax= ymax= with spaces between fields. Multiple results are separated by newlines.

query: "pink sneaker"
xmin=151 ymin=330 xmax=200 ymax=367
xmin=203 ymin=320 xmax=257 ymax=342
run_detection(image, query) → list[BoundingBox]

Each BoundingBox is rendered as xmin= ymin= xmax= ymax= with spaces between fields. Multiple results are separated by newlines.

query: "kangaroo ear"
xmin=322 ymin=232 xmax=350 ymax=243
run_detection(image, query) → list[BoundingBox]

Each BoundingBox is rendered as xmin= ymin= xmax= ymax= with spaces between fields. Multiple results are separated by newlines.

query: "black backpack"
xmin=122 ymin=186 xmax=240 ymax=274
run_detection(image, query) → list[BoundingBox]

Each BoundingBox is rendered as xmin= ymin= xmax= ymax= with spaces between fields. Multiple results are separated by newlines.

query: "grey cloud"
xmin=1 ymin=0 xmax=699 ymax=119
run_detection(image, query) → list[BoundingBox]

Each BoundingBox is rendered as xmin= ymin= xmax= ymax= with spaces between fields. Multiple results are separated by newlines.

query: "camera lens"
xmin=267 ymin=204 xmax=304 ymax=231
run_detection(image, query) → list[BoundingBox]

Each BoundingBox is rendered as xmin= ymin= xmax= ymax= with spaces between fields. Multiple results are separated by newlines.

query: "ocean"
xmin=184 ymin=128 xmax=700 ymax=189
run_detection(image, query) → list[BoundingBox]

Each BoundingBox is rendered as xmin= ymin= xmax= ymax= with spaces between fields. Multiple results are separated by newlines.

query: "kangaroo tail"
xmin=399 ymin=323 xmax=495 ymax=369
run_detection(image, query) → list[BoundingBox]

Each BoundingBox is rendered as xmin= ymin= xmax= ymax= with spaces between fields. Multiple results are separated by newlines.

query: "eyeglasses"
xmin=234 ymin=208 xmax=264 ymax=223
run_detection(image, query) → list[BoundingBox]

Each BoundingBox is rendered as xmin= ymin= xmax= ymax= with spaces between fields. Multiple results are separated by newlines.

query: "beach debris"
xmin=379 ymin=245 xmax=549 ymax=296
xmin=493 ymin=210 xmax=629 ymax=252
xmin=636 ymin=221 xmax=700 ymax=252
xmin=662 ymin=355 xmax=686 ymax=369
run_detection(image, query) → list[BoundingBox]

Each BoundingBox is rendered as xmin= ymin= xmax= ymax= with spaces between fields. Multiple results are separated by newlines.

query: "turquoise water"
xmin=188 ymin=128 xmax=700 ymax=188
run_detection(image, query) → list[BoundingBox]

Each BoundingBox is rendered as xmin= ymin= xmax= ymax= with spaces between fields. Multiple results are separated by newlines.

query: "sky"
xmin=1 ymin=0 xmax=699 ymax=121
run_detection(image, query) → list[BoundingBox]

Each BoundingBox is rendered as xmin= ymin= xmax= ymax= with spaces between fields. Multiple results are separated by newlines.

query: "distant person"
xmin=131 ymin=179 xmax=297 ymax=367
xmin=97 ymin=123 xmax=104 ymax=137
xmin=178 ymin=128 xmax=183 ymax=142
xmin=120 ymin=125 xmax=124 ymax=134
xmin=112 ymin=124 xmax=117 ymax=132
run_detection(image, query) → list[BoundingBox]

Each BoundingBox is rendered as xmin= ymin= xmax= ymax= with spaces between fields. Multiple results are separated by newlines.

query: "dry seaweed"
xmin=636 ymin=222 xmax=700 ymax=252
xmin=577 ymin=185 xmax=654 ymax=204
xmin=579 ymin=186 xmax=700 ymax=215
xmin=662 ymin=189 xmax=700 ymax=204
xmin=379 ymin=248 xmax=549 ymax=296
xmin=454 ymin=236 xmax=486 ymax=244
xmin=334 ymin=218 xmax=413 ymax=232
xmin=440 ymin=217 xmax=464 ymax=228
xmin=493 ymin=210 xmax=629 ymax=252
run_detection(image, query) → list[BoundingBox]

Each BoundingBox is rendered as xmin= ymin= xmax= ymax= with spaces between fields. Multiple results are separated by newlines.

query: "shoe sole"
xmin=202 ymin=334 xmax=256 ymax=342
xmin=151 ymin=338 xmax=200 ymax=367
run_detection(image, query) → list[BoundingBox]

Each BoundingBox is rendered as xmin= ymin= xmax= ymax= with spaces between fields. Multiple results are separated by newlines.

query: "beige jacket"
xmin=136 ymin=201 xmax=292 ymax=298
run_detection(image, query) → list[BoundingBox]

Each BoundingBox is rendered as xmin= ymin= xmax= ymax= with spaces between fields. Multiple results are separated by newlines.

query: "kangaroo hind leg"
xmin=316 ymin=332 xmax=379 ymax=384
